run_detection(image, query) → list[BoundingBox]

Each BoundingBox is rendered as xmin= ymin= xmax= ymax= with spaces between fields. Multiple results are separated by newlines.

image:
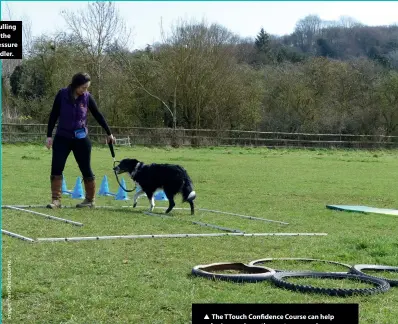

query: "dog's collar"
xmin=130 ymin=162 xmax=142 ymax=179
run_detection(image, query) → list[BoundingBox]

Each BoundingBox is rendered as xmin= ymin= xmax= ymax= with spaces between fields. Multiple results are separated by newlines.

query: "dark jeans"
xmin=51 ymin=134 xmax=94 ymax=179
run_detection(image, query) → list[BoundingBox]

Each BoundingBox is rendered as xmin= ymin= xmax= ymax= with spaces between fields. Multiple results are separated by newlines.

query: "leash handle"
xmin=108 ymin=142 xmax=115 ymax=159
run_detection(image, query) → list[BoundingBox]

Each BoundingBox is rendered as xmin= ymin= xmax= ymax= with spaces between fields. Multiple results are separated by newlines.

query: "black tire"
xmin=248 ymin=257 xmax=352 ymax=273
xmin=191 ymin=262 xmax=276 ymax=283
xmin=349 ymin=264 xmax=398 ymax=287
xmin=271 ymin=271 xmax=390 ymax=296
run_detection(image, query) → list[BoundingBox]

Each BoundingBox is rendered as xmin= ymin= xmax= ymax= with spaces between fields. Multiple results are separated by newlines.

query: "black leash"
xmin=108 ymin=142 xmax=136 ymax=193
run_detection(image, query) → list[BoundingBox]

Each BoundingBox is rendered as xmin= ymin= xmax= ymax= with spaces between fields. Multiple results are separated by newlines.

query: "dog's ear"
xmin=119 ymin=158 xmax=132 ymax=168
xmin=127 ymin=159 xmax=139 ymax=169
xmin=131 ymin=159 xmax=142 ymax=165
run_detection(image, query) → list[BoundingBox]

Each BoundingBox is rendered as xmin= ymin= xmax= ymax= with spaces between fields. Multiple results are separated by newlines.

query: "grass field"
xmin=2 ymin=143 xmax=398 ymax=324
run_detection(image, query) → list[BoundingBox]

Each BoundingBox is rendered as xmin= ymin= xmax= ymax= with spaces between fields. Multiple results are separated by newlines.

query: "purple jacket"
xmin=47 ymin=87 xmax=111 ymax=139
xmin=57 ymin=87 xmax=89 ymax=138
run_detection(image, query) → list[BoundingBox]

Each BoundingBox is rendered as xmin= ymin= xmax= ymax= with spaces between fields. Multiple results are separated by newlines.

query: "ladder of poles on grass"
xmin=1 ymin=203 xmax=327 ymax=243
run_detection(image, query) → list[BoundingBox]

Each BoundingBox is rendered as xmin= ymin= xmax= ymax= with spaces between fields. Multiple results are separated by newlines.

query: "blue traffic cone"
xmin=115 ymin=178 xmax=129 ymax=201
xmin=154 ymin=190 xmax=168 ymax=201
xmin=98 ymin=175 xmax=114 ymax=196
xmin=71 ymin=177 xmax=85 ymax=199
xmin=62 ymin=177 xmax=72 ymax=195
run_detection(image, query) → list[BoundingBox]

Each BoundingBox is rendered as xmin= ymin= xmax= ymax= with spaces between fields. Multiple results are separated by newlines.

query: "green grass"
xmin=2 ymin=144 xmax=398 ymax=323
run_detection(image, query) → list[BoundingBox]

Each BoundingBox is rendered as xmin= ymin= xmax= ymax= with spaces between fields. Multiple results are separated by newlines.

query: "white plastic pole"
xmin=36 ymin=232 xmax=328 ymax=242
xmin=2 ymin=229 xmax=35 ymax=242
xmin=3 ymin=204 xmax=288 ymax=226
xmin=123 ymin=206 xmax=187 ymax=210
xmin=197 ymin=208 xmax=289 ymax=225
xmin=127 ymin=205 xmax=289 ymax=225
xmin=4 ymin=206 xmax=83 ymax=226
xmin=144 ymin=211 xmax=244 ymax=233
xmin=2 ymin=205 xmax=117 ymax=209
xmin=191 ymin=220 xmax=243 ymax=233
xmin=2 ymin=205 xmax=48 ymax=209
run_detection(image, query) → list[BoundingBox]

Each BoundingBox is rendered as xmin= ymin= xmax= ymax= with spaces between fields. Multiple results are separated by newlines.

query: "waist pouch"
xmin=74 ymin=128 xmax=87 ymax=139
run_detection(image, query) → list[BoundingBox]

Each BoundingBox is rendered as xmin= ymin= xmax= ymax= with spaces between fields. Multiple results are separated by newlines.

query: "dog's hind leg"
xmin=181 ymin=182 xmax=195 ymax=215
xmin=164 ymin=190 xmax=176 ymax=214
xmin=188 ymin=200 xmax=194 ymax=215
xmin=150 ymin=196 xmax=155 ymax=212
xmin=144 ymin=191 xmax=155 ymax=212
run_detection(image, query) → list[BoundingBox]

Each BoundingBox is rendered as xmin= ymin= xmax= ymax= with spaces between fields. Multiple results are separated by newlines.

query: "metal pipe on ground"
xmin=126 ymin=205 xmax=289 ymax=225
xmin=2 ymin=229 xmax=35 ymax=243
xmin=36 ymin=232 xmax=328 ymax=242
xmin=2 ymin=205 xmax=117 ymax=209
xmin=3 ymin=205 xmax=83 ymax=226
xmin=144 ymin=211 xmax=244 ymax=233
xmin=197 ymin=208 xmax=289 ymax=225
xmin=3 ymin=205 xmax=289 ymax=226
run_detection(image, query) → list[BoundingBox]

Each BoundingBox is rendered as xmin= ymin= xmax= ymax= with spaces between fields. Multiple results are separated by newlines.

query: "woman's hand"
xmin=106 ymin=134 xmax=116 ymax=144
xmin=46 ymin=137 xmax=53 ymax=149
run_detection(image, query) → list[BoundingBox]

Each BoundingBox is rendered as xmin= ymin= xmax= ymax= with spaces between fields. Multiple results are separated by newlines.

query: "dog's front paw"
xmin=133 ymin=203 xmax=137 ymax=208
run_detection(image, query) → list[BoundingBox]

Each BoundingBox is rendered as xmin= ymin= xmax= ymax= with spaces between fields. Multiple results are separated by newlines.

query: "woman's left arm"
xmin=88 ymin=93 xmax=115 ymax=143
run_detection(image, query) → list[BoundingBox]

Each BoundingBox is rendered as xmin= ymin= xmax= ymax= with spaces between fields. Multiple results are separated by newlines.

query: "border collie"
xmin=113 ymin=158 xmax=196 ymax=215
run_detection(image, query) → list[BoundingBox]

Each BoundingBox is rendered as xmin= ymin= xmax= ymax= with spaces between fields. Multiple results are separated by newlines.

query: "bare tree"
xmin=1 ymin=3 xmax=32 ymax=76
xmin=158 ymin=19 xmax=244 ymax=130
xmin=110 ymin=17 xmax=246 ymax=131
xmin=109 ymin=17 xmax=190 ymax=130
xmin=60 ymin=1 xmax=132 ymax=107
xmin=21 ymin=15 xmax=33 ymax=57
xmin=1 ymin=2 xmax=33 ymax=121
xmin=294 ymin=15 xmax=323 ymax=52
xmin=337 ymin=15 xmax=363 ymax=29
xmin=114 ymin=51 xmax=175 ymax=127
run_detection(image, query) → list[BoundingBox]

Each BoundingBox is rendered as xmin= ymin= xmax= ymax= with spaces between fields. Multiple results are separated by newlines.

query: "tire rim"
xmin=248 ymin=257 xmax=352 ymax=273
xmin=349 ymin=264 xmax=398 ymax=287
xmin=192 ymin=262 xmax=276 ymax=283
xmin=271 ymin=271 xmax=390 ymax=296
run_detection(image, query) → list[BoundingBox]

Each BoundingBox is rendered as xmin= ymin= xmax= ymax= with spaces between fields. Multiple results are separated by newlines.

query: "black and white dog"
xmin=113 ymin=159 xmax=196 ymax=215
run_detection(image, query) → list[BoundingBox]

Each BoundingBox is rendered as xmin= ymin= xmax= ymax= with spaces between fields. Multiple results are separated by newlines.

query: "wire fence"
xmin=2 ymin=123 xmax=398 ymax=149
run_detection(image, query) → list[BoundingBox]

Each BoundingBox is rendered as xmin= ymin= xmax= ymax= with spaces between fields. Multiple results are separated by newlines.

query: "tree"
xmin=337 ymin=15 xmax=363 ymax=29
xmin=1 ymin=3 xmax=34 ymax=121
xmin=253 ymin=28 xmax=273 ymax=65
xmin=255 ymin=28 xmax=271 ymax=53
xmin=60 ymin=1 xmax=131 ymax=108
xmin=316 ymin=38 xmax=336 ymax=58
xmin=294 ymin=15 xmax=323 ymax=52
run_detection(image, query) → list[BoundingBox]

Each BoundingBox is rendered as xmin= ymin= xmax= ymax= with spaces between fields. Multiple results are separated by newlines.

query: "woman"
xmin=46 ymin=72 xmax=116 ymax=209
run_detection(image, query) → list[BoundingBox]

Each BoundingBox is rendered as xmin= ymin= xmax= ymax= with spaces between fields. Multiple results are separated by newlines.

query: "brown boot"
xmin=47 ymin=175 xmax=63 ymax=209
xmin=76 ymin=177 xmax=96 ymax=208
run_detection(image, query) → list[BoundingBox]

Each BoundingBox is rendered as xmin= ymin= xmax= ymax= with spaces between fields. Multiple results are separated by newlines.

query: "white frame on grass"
xmin=144 ymin=211 xmax=244 ymax=233
xmin=197 ymin=208 xmax=289 ymax=225
xmin=3 ymin=205 xmax=84 ymax=226
xmin=36 ymin=232 xmax=328 ymax=242
xmin=127 ymin=205 xmax=289 ymax=225
xmin=2 ymin=205 xmax=289 ymax=226
xmin=2 ymin=205 xmax=122 ymax=209
xmin=2 ymin=229 xmax=35 ymax=242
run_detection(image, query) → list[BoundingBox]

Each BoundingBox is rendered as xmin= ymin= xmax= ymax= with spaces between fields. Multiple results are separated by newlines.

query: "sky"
xmin=2 ymin=1 xmax=398 ymax=51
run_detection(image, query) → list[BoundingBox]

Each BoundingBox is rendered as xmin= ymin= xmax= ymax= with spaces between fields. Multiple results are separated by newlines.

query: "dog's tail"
xmin=180 ymin=171 xmax=196 ymax=202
